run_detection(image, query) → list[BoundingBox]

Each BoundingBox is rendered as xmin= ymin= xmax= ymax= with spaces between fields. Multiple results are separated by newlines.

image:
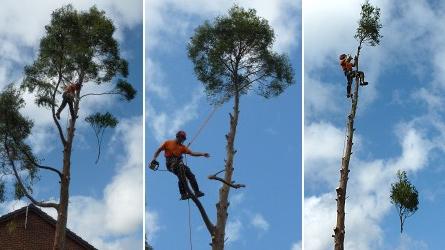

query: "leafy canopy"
xmin=355 ymin=0 xmax=383 ymax=46
xmin=188 ymin=5 xmax=294 ymax=104
xmin=390 ymin=170 xmax=419 ymax=233
xmin=22 ymin=4 xmax=134 ymax=107
xmin=0 ymin=86 xmax=38 ymax=202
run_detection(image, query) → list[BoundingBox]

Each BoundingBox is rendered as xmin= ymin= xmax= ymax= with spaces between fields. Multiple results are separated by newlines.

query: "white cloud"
xmin=251 ymin=213 xmax=270 ymax=232
xmin=395 ymin=234 xmax=428 ymax=250
xmin=304 ymin=76 xmax=344 ymax=119
xmin=146 ymin=0 xmax=299 ymax=53
xmin=66 ymin=116 xmax=143 ymax=249
xmin=146 ymin=210 xmax=161 ymax=242
xmin=226 ymin=219 xmax=242 ymax=244
xmin=0 ymin=0 xmax=142 ymax=155
xmin=304 ymin=2 xmax=445 ymax=248
xmin=304 ymin=122 xmax=433 ymax=250
xmin=230 ymin=192 xmax=245 ymax=208
xmin=147 ymin=88 xmax=204 ymax=143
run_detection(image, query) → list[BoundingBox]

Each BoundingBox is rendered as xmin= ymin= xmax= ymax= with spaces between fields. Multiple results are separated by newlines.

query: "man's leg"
xmin=358 ymin=71 xmax=368 ymax=85
xmin=346 ymin=71 xmax=353 ymax=98
xmin=56 ymin=93 xmax=68 ymax=120
xmin=67 ymin=99 xmax=76 ymax=118
xmin=171 ymin=164 xmax=191 ymax=200
xmin=182 ymin=164 xmax=205 ymax=198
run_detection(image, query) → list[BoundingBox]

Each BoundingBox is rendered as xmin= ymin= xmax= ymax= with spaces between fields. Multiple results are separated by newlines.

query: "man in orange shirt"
xmin=56 ymin=82 xmax=81 ymax=119
xmin=339 ymin=54 xmax=368 ymax=98
xmin=151 ymin=130 xmax=210 ymax=200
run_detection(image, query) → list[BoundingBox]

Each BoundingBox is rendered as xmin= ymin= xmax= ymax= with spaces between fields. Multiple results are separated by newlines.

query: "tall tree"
xmin=390 ymin=170 xmax=419 ymax=234
xmin=187 ymin=5 xmax=294 ymax=249
xmin=1 ymin=5 xmax=136 ymax=250
xmin=333 ymin=1 xmax=382 ymax=249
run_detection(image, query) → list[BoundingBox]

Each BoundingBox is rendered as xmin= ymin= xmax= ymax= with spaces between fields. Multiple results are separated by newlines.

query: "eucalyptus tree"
xmin=188 ymin=5 xmax=294 ymax=249
xmin=1 ymin=5 xmax=136 ymax=250
xmin=334 ymin=1 xmax=382 ymax=249
xmin=390 ymin=170 xmax=419 ymax=234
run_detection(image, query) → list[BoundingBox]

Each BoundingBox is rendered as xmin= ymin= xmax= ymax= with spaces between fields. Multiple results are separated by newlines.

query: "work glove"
xmin=149 ymin=160 xmax=159 ymax=171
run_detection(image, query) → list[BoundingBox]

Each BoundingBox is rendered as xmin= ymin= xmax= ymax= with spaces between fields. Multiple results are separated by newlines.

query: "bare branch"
xmin=51 ymin=73 xmax=67 ymax=145
xmin=184 ymin=185 xmax=215 ymax=236
xmin=80 ymin=91 xmax=116 ymax=99
xmin=208 ymin=174 xmax=246 ymax=189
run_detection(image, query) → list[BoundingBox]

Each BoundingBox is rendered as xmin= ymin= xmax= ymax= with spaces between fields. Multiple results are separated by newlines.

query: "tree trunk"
xmin=52 ymin=83 xmax=80 ymax=250
xmin=400 ymin=215 xmax=403 ymax=234
xmin=333 ymin=45 xmax=362 ymax=250
xmin=212 ymin=91 xmax=240 ymax=250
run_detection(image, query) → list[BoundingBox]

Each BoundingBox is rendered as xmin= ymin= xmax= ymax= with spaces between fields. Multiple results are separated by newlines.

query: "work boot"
xmin=180 ymin=193 xmax=192 ymax=200
xmin=360 ymin=81 xmax=368 ymax=86
xmin=195 ymin=191 xmax=205 ymax=198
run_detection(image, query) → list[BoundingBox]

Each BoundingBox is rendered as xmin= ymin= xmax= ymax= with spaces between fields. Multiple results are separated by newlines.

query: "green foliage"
xmin=187 ymin=5 xmax=294 ymax=104
xmin=355 ymin=0 xmax=383 ymax=46
xmin=0 ymin=86 xmax=38 ymax=203
xmin=390 ymin=170 xmax=419 ymax=233
xmin=85 ymin=112 xmax=118 ymax=130
xmin=14 ymin=181 xmax=26 ymax=200
xmin=115 ymin=79 xmax=137 ymax=101
xmin=22 ymin=4 xmax=134 ymax=109
xmin=85 ymin=112 xmax=118 ymax=163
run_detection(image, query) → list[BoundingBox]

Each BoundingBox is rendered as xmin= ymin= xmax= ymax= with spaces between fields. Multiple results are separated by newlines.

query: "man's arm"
xmin=152 ymin=146 xmax=163 ymax=162
xmin=189 ymin=151 xmax=210 ymax=158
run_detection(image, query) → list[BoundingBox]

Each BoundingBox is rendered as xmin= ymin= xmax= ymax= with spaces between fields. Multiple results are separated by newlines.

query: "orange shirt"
xmin=340 ymin=58 xmax=354 ymax=71
xmin=161 ymin=140 xmax=191 ymax=157
xmin=64 ymin=84 xmax=80 ymax=94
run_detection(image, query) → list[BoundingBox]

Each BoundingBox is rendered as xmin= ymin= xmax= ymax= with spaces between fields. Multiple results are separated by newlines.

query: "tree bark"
xmin=52 ymin=78 xmax=81 ymax=250
xmin=212 ymin=91 xmax=240 ymax=250
xmin=334 ymin=45 xmax=362 ymax=250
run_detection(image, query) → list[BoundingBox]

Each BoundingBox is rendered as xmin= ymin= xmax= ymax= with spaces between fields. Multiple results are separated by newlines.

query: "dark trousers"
xmin=166 ymin=157 xmax=200 ymax=196
xmin=345 ymin=70 xmax=365 ymax=95
xmin=57 ymin=92 xmax=75 ymax=117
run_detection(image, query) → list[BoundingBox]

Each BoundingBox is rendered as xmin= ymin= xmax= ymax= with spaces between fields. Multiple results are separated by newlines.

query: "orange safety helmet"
xmin=176 ymin=130 xmax=187 ymax=140
xmin=339 ymin=54 xmax=347 ymax=60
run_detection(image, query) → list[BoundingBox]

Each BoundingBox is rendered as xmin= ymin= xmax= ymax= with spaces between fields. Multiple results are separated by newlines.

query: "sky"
xmin=146 ymin=0 xmax=301 ymax=250
xmin=0 ymin=1 xmax=143 ymax=249
xmin=304 ymin=0 xmax=445 ymax=249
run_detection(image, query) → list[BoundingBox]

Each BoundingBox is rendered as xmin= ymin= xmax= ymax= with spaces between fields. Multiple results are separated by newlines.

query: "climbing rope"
xmin=183 ymin=155 xmax=193 ymax=250
xmin=187 ymin=198 xmax=193 ymax=250
xmin=187 ymin=104 xmax=220 ymax=148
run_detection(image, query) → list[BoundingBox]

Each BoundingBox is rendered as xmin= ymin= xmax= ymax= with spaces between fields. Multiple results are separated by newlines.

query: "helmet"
xmin=339 ymin=54 xmax=347 ymax=60
xmin=176 ymin=130 xmax=187 ymax=140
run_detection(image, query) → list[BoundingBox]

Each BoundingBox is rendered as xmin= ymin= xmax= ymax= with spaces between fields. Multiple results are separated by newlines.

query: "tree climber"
xmin=339 ymin=54 xmax=368 ymax=98
xmin=56 ymin=82 xmax=81 ymax=119
xmin=151 ymin=130 xmax=210 ymax=200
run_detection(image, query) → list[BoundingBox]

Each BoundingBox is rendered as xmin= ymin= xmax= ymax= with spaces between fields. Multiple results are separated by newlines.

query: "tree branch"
xmin=184 ymin=185 xmax=215 ymax=236
xmin=52 ymin=73 xmax=67 ymax=145
xmin=208 ymin=170 xmax=246 ymax=189
xmin=5 ymin=143 xmax=58 ymax=209
xmin=11 ymin=136 xmax=63 ymax=179
xmin=80 ymin=91 xmax=117 ymax=99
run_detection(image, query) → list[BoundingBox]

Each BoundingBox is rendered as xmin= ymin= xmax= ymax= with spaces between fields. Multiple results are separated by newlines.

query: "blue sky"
xmin=146 ymin=0 xmax=301 ymax=250
xmin=304 ymin=0 xmax=445 ymax=249
xmin=0 ymin=1 xmax=143 ymax=249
